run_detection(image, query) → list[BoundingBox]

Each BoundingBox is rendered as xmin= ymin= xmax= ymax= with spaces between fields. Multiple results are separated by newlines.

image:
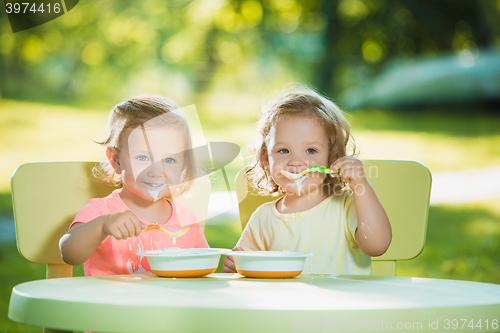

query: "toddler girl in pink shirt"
xmin=59 ymin=95 xmax=209 ymax=276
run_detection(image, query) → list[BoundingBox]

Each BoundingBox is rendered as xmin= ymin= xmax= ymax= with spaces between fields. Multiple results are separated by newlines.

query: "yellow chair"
xmin=11 ymin=161 xmax=211 ymax=278
xmin=235 ymin=159 xmax=432 ymax=276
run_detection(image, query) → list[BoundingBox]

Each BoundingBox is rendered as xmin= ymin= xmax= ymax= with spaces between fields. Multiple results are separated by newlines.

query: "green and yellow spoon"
xmin=281 ymin=166 xmax=340 ymax=180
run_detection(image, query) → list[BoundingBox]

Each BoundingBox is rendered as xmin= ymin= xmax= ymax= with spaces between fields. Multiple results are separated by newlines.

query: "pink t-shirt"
xmin=71 ymin=190 xmax=209 ymax=276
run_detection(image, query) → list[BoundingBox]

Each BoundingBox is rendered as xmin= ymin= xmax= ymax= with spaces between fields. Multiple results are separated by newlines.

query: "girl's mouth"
xmin=142 ymin=182 xmax=170 ymax=188
xmin=143 ymin=183 xmax=168 ymax=202
xmin=281 ymin=170 xmax=306 ymax=181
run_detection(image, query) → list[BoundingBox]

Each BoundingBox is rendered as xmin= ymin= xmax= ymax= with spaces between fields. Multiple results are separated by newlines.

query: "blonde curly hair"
xmin=246 ymin=84 xmax=356 ymax=196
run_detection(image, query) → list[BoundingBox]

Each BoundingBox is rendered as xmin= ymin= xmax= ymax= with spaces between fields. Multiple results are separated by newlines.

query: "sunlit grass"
xmin=348 ymin=108 xmax=500 ymax=172
xmin=0 ymin=99 xmax=106 ymax=193
xmin=0 ymin=241 xmax=45 ymax=333
xmin=398 ymin=198 xmax=500 ymax=284
xmin=355 ymin=131 xmax=500 ymax=172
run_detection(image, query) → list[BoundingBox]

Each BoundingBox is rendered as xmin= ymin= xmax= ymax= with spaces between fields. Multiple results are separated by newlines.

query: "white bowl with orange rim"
xmin=227 ymin=251 xmax=316 ymax=278
xmin=137 ymin=248 xmax=230 ymax=278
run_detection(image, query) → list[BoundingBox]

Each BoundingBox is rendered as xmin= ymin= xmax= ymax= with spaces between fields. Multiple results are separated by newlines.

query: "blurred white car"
xmin=339 ymin=48 xmax=500 ymax=109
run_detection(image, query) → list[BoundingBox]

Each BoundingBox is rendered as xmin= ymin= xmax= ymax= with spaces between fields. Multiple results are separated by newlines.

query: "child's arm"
xmin=223 ymin=207 xmax=269 ymax=273
xmin=59 ymin=210 xmax=143 ymax=266
xmin=331 ymin=157 xmax=392 ymax=257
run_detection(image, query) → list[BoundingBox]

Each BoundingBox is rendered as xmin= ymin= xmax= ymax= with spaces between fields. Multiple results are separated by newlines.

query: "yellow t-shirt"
xmin=236 ymin=190 xmax=371 ymax=275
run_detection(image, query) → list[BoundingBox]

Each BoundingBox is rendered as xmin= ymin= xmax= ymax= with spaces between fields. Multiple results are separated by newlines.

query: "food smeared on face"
xmin=281 ymin=170 xmax=309 ymax=196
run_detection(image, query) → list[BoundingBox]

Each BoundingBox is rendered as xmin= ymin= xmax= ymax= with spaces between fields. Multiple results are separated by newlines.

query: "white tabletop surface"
xmin=9 ymin=273 xmax=500 ymax=333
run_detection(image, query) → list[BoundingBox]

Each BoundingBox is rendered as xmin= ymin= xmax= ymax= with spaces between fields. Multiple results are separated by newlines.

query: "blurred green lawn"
xmin=1 ymin=99 xmax=500 ymax=332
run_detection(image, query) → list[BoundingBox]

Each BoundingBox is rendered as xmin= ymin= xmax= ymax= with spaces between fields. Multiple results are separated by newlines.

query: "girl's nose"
xmin=287 ymin=153 xmax=306 ymax=166
xmin=146 ymin=161 xmax=166 ymax=178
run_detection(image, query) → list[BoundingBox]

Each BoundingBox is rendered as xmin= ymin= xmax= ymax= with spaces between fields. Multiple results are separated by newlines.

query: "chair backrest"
xmin=235 ymin=159 xmax=432 ymax=276
xmin=11 ymin=161 xmax=211 ymax=279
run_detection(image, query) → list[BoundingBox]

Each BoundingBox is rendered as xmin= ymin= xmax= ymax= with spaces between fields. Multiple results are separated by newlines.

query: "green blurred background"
xmin=1 ymin=1 xmax=500 ymax=331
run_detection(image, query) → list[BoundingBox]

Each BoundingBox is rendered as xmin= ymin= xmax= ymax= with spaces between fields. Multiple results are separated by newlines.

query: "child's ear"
xmin=106 ymin=147 xmax=122 ymax=174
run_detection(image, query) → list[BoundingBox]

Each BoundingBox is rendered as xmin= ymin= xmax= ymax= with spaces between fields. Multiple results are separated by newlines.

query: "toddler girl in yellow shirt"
xmin=223 ymin=85 xmax=392 ymax=275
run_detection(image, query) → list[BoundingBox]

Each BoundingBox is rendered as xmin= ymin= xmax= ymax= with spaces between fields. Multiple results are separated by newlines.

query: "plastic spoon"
xmin=141 ymin=224 xmax=190 ymax=244
xmin=281 ymin=166 xmax=340 ymax=180
xmin=141 ymin=224 xmax=167 ymax=233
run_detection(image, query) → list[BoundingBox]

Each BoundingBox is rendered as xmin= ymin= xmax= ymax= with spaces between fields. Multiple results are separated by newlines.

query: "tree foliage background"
xmin=1 ymin=0 xmax=499 ymax=110
xmin=1 ymin=8 xmax=500 ymax=326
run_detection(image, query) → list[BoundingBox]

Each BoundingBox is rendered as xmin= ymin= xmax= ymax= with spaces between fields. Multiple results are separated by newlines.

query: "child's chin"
xmin=284 ymin=185 xmax=323 ymax=197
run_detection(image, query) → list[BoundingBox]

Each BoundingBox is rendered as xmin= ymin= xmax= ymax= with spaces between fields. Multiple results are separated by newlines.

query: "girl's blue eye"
xmin=137 ymin=155 xmax=149 ymax=161
xmin=277 ymin=148 xmax=289 ymax=154
xmin=164 ymin=157 xmax=175 ymax=164
xmin=306 ymin=148 xmax=317 ymax=154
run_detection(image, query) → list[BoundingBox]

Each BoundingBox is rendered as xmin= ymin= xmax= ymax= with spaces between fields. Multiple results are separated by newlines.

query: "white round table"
xmin=9 ymin=274 xmax=500 ymax=332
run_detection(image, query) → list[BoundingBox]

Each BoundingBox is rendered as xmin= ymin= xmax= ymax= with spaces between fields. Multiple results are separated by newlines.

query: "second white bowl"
xmin=227 ymin=251 xmax=316 ymax=278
